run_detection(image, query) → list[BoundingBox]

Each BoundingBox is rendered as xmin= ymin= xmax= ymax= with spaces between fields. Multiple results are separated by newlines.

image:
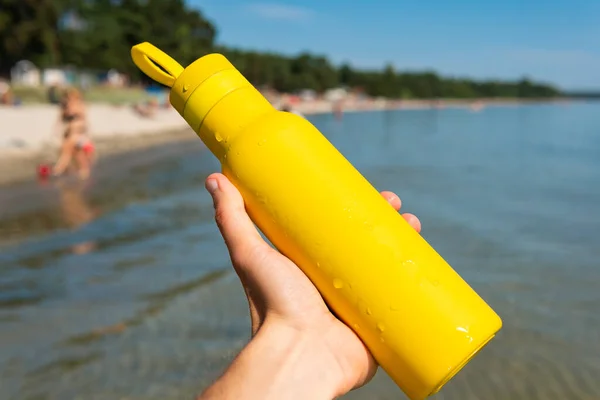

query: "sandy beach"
xmin=0 ymin=103 xmax=195 ymax=185
xmin=0 ymin=97 xmax=570 ymax=186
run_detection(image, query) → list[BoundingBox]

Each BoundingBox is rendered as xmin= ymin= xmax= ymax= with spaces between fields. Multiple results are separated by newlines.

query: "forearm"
xmin=198 ymin=322 xmax=343 ymax=400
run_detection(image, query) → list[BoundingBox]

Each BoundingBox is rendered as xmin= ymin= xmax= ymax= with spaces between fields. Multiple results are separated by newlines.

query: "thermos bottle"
xmin=131 ymin=42 xmax=502 ymax=400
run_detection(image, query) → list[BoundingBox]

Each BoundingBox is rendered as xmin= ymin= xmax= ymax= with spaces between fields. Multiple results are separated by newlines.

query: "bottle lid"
xmin=131 ymin=42 xmax=235 ymax=117
xmin=131 ymin=42 xmax=274 ymax=158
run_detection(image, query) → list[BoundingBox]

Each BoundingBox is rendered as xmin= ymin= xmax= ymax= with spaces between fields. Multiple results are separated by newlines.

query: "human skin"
xmin=199 ymin=173 xmax=422 ymax=400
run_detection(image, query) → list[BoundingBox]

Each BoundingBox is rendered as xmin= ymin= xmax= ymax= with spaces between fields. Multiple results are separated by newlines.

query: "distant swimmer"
xmin=434 ymin=99 xmax=445 ymax=109
xmin=333 ymin=100 xmax=343 ymax=120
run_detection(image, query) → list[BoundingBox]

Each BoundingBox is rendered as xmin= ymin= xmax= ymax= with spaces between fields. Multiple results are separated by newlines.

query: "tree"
xmin=0 ymin=0 xmax=62 ymax=75
xmin=0 ymin=1 xmax=561 ymax=98
xmin=338 ymin=63 xmax=354 ymax=87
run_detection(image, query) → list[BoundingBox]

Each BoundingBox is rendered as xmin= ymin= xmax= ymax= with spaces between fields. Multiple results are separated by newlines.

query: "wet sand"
xmin=0 ymin=135 xmax=207 ymax=242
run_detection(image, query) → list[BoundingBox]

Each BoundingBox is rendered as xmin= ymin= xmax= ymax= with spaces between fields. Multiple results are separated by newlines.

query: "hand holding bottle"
xmin=200 ymin=173 xmax=421 ymax=400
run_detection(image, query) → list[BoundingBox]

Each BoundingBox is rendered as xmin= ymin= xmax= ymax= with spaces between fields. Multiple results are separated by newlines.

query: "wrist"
xmin=200 ymin=319 xmax=347 ymax=400
xmin=251 ymin=320 xmax=347 ymax=399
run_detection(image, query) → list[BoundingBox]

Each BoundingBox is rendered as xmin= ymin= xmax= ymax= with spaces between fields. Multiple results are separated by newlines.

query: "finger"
xmin=206 ymin=173 xmax=314 ymax=318
xmin=205 ymin=173 xmax=267 ymax=271
xmin=380 ymin=191 xmax=401 ymax=211
xmin=402 ymin=213 xmax=422 ymax=233
xmin=205 ymin=173 xmax=268 ymax=333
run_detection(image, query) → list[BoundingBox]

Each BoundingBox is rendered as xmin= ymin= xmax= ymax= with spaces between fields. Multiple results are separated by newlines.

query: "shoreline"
xmin=286 ymin=96 xmax=574 ymax=115
xmin=0 ymin=97 xmax=576 ymax=186
xmin=0 ymin=127 xmax=197 ymax=187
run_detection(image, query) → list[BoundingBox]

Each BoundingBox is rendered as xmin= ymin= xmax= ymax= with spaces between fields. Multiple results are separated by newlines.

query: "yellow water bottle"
xmin=131 ymin=42 xmax=502 ymax=400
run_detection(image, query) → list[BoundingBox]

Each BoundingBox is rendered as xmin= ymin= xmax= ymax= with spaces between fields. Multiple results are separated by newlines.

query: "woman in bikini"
xmin=53 ymin=88 xmax=94 ymax=179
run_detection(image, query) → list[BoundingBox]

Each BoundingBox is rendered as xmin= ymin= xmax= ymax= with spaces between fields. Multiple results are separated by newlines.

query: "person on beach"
xmin=52 ymin=88 xmax=95 ymax=179
xmin=0 ymin=79 xmax=19 ymax=106
xmin=279 ymin=102 xmax=305 ymax=118
xmin=133 ymin=97 xmax=159 ymax=118
xmin=198 ymin=173 xmax=421 ymax=399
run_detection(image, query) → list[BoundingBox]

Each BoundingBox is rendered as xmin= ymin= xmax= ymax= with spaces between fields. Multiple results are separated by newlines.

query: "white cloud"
xmin=245 ymin=3 xmax=315 ymax=21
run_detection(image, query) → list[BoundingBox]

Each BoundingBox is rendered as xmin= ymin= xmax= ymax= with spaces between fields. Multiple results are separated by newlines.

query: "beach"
xmin=0 ymin=103 xmax=193 ymax=186
xmin=0 ymin=96 xmax=571 ymax=186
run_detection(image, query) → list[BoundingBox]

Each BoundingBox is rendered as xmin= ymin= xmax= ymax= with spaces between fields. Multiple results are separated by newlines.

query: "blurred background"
xmin=1 ymin=0 xmax=599 ymax=399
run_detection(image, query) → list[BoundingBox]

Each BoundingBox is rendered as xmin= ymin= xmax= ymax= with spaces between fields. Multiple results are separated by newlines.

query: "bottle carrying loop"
xmin=131 ymin=42 xmax=184 ymax=88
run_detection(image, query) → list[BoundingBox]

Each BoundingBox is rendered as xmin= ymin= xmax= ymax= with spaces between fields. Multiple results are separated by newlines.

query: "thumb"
xmin=205 ymin=173 xmax=269 ymax=273
xmin=206 ymin=173 xmax=323 ymax=318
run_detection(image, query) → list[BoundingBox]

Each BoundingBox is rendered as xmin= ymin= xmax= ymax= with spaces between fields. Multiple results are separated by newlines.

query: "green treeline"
xmin=0 ymin=0 xmax=561 ymax=98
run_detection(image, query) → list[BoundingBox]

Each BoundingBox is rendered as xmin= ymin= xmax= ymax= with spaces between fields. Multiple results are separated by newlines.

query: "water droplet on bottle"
xmin=316 ymin=261 xmax=321 ymax=269
xmin=380 ymin=337 xmax=385 ymax=343
xmin=353 ymin=323 xmax=360 ymax=330
xmin=366 ymin=307 xmax=372 ymax=315
xmin=402 ymin=260 xmax=418 ymax=277
xmin=215 ymin=132 xmax=223 ymax=143
xmin=456 ymin=326 xmax=469 ymax=333
xmin=333 ymin=278 xmax=344 ymax=289
xmin=183 ymin=84 xmax=189 ymax=92
xmin=377 ymin=323 xmax=386 ymax=332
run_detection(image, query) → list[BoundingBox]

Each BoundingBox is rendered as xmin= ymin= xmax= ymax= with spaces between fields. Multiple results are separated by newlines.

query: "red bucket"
xmin=37 ymin=163 xmax=51 ymax=179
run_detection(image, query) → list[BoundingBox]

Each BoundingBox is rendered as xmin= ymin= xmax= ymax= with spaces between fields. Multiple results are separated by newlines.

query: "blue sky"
xmin=189 ymin=0 xmax=600 ymax=90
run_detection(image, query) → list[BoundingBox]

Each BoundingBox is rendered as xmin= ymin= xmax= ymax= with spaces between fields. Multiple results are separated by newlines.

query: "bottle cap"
xmin=131 ymin=42 xmax=274 ymax=158
xmin=131 ymin=42 xmax=239 ymax=127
